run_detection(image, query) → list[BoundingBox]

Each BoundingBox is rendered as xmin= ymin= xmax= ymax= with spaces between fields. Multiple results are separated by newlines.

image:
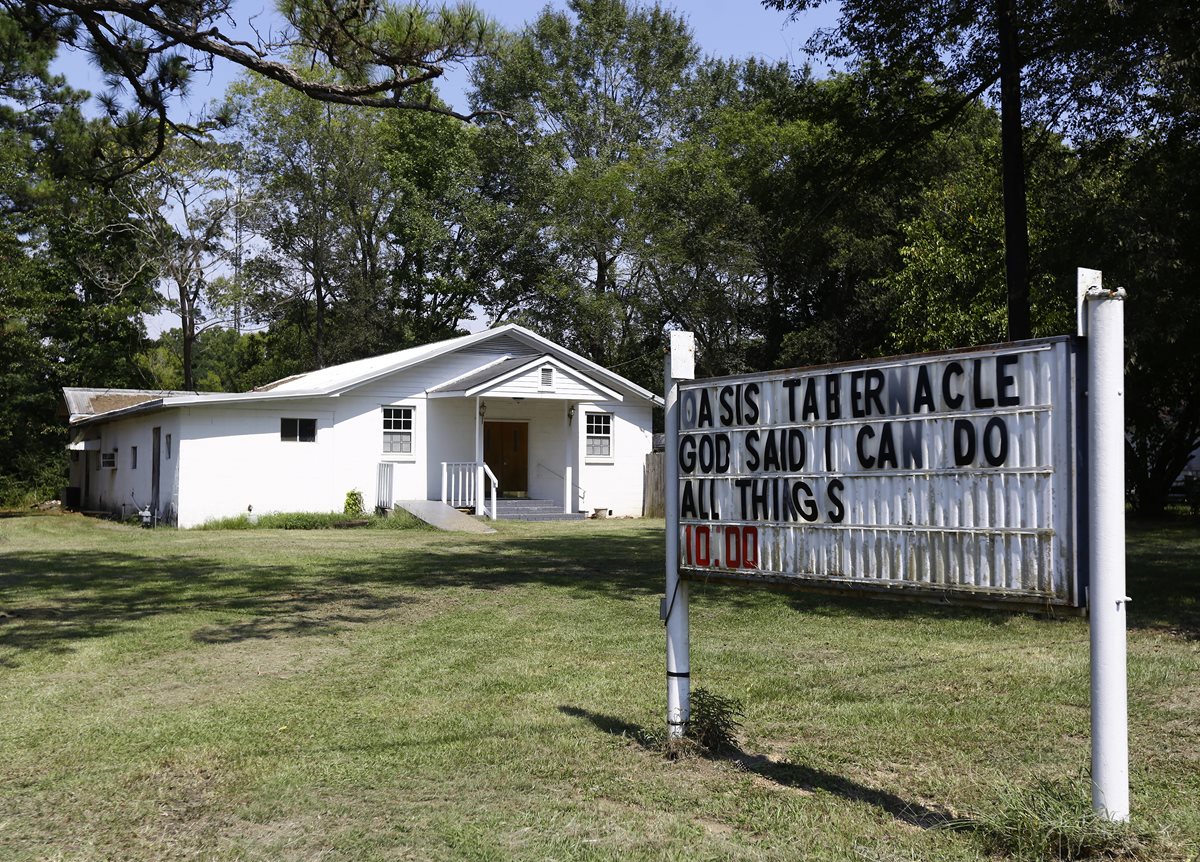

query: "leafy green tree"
xmin=229 ymin=68 xmax=489 ymax=367
xmin=471 ymin=0 xmax=699 ymax=376
xmin=763 ymin=0 xmax=1200 ymax=339
xmin=1080 ymin=139 xmax=1200 ymax=515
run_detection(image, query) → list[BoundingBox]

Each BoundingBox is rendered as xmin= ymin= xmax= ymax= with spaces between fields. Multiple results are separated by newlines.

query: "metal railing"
xmin=536 ymin=462 xmax=586 ymax=504
xmin=377 ymin=462 xmax=395 ymax=511
xmin=441 ymin=461 xmax=498 ymax=520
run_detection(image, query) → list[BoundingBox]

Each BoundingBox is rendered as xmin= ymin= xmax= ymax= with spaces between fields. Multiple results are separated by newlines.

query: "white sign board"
xmin=675 ymin=337 xmax=1083 ymax=608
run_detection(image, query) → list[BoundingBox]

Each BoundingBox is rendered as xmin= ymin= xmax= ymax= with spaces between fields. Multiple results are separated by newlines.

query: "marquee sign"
xmin=674 ymin=337 xmax=1084 ymax=609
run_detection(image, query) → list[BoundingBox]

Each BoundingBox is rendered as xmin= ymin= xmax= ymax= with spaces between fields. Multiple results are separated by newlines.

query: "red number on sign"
xmin=741 ymin=526 xmax=758 ymax=569
xmin=695 ymin=525 xmax=711 ymax=567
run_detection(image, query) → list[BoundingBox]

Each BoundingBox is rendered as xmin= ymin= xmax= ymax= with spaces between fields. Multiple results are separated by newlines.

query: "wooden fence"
xmin=643 ymin=451 xmax=665 ymax=517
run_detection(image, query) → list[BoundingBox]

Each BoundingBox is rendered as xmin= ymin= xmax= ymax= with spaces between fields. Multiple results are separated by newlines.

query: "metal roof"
xmin=64 ymin=324 xmax=663 ymax=427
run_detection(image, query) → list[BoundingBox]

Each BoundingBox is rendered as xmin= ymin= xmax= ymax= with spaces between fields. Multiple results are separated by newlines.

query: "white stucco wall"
xmin=69 ymin=411 xmax=181 ymax=522
xmin=574 ymin=400 xmax=654 ymax=517
xmin=175 ymin=402 xmax=336 ymax=527
xmin=70 ymin=344 xmax=657 ymax=527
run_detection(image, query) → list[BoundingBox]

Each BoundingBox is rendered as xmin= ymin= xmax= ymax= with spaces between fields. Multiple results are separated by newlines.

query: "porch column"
xmin=475 ymin=396 xmax=484 ymax=516
xmin=563 ymin=402 xmax=573 ymax=514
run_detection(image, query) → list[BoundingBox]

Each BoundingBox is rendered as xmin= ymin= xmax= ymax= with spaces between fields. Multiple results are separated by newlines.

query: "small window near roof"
xmin=101 ymin=450 xmax=117 ymax=469
xmin=586 ymin=412 xmax=612 ymax=459
xmin=281 ymin=418 xmax=317 ymax=442
xmin=540 ymin=366 xmax=554 ymax=390
xmin=165 ymin=434 xmax=172 ymax=459
xmin=130 ymin=446 xmax=138 ymax=469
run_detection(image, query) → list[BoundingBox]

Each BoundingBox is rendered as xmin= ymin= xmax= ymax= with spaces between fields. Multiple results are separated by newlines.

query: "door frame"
xmin=483 ymin=419 xmax=530 ymax=498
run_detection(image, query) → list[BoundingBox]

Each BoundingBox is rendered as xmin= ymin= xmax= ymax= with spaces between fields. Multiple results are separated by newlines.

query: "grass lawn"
xmin=1 ymin=513 xmax=1197 ymax=861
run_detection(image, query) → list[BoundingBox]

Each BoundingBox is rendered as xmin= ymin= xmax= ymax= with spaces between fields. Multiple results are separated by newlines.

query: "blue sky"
xmin=52 ymin=1 xmax=840 ymax=120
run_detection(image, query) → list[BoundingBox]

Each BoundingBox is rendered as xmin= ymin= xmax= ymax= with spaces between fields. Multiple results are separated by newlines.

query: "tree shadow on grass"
xmin=0 ymin=527 xmax=666 ymax=664
xmin=3 ymin=518 xmax=1196 ymax=665
xmin=558 ymin=704 xmax=964 ymax=832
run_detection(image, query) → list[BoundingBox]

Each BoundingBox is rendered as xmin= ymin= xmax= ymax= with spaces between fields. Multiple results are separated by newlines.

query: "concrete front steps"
xmin=493 ymin=498 xmax=587 ymax=522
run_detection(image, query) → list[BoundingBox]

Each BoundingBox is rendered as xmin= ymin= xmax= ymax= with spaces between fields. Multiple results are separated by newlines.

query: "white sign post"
xmin=664 ymin=331 xmax=695 ymax=738
xmin=1080 ymin=268 xmax=1130 ymax=822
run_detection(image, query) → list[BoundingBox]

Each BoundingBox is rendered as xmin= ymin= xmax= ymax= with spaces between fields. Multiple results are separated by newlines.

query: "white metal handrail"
xmin=536 ymin=461 xmax=586 ymax=503
xmin=480 ymin=462 xmax=498 ymax=520
xmin=441 ymin=461 xmax=498 ymax=520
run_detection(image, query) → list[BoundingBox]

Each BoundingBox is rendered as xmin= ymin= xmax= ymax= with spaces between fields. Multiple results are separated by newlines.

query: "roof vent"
xmin=541 ymin=366 xmax=554 ymax=390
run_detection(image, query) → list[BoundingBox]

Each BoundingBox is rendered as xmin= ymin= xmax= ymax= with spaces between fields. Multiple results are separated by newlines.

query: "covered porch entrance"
xmin=425 ymin=353 xmax=624 ymax=520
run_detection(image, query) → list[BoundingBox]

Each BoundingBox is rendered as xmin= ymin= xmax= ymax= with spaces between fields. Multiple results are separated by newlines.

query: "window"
xmin=101 ymin=450 xmax=117 ymax=469
xmin=130 ymin=446 xmax=138 ymax=469
xmin=540 ymin=366 xmax=554 ymax=390
xmin=165 ymin=434 xmax=172 ymax=459
xmin=281 ymin=418 xmax=317 ymax=442
xmin=586 ymin=412 xmax=612 ymax=458
xmin=383 ymin=407 xmax=413 ymax=454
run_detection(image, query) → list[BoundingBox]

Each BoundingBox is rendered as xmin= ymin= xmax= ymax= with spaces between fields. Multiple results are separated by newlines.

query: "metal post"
xmin=664 ymin=331 xmax=695 ymax=739
xmin=475 ymin=398 xmax=485 ymax=516
xmin=1080 ymin=268 xmax=1130 ymax=822
xmin=564 ymin=402 xmax=573 ymax=514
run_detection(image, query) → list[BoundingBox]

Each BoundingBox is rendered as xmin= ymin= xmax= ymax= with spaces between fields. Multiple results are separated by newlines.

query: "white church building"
xmin=63 ymin=324 xmax=661 ymax=527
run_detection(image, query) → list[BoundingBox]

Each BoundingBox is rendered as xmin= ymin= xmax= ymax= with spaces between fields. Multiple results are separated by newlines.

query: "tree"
xmin=229 ymin=64 xmax=493 ymax=367
xmin=1080 ymin=138 xmax=1200 ymax=515
xmin=3 ymin=0 xmax=501 ymax=173
xmin=470 ymin=0 xmax=699 ymax=378
xmin=763 ymin=0 xmax=1200 ymax=339
xmin=102 ymin=137 xmax=249 ymax=389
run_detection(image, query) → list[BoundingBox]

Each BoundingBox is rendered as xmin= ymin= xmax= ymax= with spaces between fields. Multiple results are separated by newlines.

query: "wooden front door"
xmin=484 ymin=421 xmax=528 ymax=497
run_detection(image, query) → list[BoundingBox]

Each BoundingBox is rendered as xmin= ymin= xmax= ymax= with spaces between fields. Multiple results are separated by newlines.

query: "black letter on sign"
xmin=681 ymin=481 xmax=698 ymax=519
xmin=953 ymin=419 xmax=976 ymax=466
xmin=783 ymin=379 xmax=802 ymax=422
xmin=745 ymin=430 xmax=760 ymax=471
xmin=802 ymin=378 xmax=820 ymax=421
xmin=856 ymin=425 xmax=876 ymax=468
xmin=744 ymin=382 xmax=760 ymax=424
xmin=826 ymin=374 xmax=841 ymax=420
xmin=865 ymin=369 xmax=885 ymax=416
xmin=876 ymin=422 xmax=898 ymax=469
xmin=715 ymin=433 xmax=731 ymax=474
xmin=913 ymin=365 xmax=936 ymax=413
xmin=983 ymin=417 xmax=1008 ymax=466
xmin=697 ymin=389 xmax=713 ymax=428
xmin=719 ymin=385 xmax=735 ymax=426
xmin=943 ymin=361 xmax=965 ymax=409
xmin=850 ymin=370 xmax=867 ymax=418
xmin=827 ymin=478 xmax=845 ymax=523
xmin=678 ymin=436 xmax=696 ymax=474
xmin=996 ymin=354 xmax=1020 ymax=407
xmin=972 ymin=358 xmax=995 ymax=408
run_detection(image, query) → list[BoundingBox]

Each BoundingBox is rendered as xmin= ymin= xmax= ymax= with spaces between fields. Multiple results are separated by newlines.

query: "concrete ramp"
xmin=394 ymin=500 xmax=496 ymax=534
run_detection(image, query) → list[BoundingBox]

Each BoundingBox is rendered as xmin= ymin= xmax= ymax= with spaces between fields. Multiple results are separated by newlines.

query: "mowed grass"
xmin=0 ymin=513 xmax=1197 ymax=861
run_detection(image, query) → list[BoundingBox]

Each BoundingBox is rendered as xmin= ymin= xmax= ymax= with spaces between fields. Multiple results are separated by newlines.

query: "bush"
xmin=194 ymin=511 xmax=426 ymax=531
xmin=344 ymin=489 xmax=365 ymax=516
xmin=684 ymin=687 xmax=744 ymax=755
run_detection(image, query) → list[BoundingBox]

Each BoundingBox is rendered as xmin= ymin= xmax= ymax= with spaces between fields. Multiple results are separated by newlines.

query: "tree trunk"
xmin=182 ymin=312 xmax=195 ymax=391
xmin=997 ymin=0 xmax=1031 ymax=341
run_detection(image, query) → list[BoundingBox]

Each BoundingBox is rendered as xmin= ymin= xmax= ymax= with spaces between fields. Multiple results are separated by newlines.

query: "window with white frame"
xmin=281 ymin=418 xmax=317 ymax=442
xmin=585 ymin=412 xmax=612 ymax=458
xmin=383 ymin=406 xmax=414 ymax=455
xmin=100 ymin=450 xmax=117 ymax=469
